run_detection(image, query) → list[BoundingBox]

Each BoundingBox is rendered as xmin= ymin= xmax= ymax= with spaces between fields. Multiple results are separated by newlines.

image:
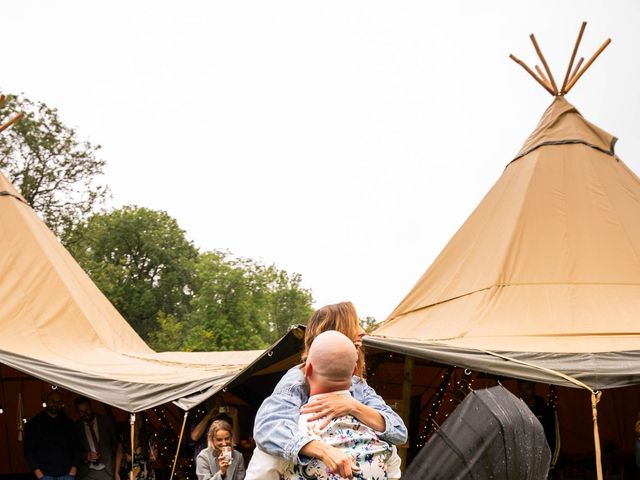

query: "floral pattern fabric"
xmin=284 ymin=391 xmax=391 ymax=480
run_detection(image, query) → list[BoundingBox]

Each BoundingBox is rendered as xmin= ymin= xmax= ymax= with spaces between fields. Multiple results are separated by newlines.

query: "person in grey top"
xmin=196 ymin=420 xmax=245 ymax=480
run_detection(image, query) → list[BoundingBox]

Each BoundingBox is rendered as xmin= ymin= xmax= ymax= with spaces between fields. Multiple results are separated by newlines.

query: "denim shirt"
xmin=253 ymin=365 xmax=408 ymax=462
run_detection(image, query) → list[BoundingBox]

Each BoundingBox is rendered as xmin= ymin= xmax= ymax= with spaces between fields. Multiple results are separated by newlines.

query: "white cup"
xmin=222 ymin=446 xmax=233 ymax=464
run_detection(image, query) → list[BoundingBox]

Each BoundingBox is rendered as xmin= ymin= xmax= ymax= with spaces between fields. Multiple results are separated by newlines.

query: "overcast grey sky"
xmin=3 ymin=1 xmax=640 ymax=321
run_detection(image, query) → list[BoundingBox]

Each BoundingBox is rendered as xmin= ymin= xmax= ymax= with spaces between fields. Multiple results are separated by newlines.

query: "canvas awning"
xmin=0 ymin=169 xmax=273 ymax=411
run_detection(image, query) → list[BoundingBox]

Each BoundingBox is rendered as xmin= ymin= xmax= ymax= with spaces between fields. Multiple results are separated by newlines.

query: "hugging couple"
xmin=247 ymin=301 xmax=407 ymax=480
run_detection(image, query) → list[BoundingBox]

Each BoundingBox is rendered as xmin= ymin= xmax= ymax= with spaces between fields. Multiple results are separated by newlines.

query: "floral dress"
xmin=284 ymin=391 xmax=392 ymax=480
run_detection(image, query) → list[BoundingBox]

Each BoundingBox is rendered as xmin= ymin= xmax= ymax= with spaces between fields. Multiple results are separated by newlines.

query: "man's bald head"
xmin=306 ymin=330 xmax=357 ymax=392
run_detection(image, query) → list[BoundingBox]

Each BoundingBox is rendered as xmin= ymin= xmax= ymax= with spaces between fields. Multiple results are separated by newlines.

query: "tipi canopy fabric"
xmin=370 ymin=97 xmax=640 ymax=390
xmin=0 ymin=170 xmax=264 ymax=411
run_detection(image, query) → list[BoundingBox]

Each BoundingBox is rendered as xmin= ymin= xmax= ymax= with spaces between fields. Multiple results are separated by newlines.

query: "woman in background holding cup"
xmin=196 ymin=420 xmax=246 ymax=480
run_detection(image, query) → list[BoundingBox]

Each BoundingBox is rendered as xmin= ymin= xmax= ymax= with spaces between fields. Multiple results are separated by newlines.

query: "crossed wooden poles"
xmin=510 ymin=21 xmax=611 ymax=96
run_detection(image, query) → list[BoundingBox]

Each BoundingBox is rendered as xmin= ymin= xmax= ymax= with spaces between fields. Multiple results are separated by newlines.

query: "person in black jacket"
xmin=24 ymin=390 xmax=81 ymax=480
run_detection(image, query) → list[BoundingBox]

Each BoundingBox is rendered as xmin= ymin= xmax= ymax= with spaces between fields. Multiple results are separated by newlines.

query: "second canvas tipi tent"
xmin=367 ymin=24 xmax=640 ymax=477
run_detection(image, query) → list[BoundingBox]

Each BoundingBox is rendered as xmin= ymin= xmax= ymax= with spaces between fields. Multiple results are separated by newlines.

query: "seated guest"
xmin=246 ymin=330 xmax=400 ymax=479
xmin=196 ymin=420 xmax=246 ymax=480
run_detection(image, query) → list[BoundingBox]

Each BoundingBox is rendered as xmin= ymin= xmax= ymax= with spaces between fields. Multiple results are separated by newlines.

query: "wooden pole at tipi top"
xmin=564 ymin=38 xmax=612 ymax=94
xmin=569 ymin=57 xmax=585 ymax=84
xmin=561 ymin=22 xmax=587 ymax=93
xmin=529 ymin=33 xmax=559 ymax=93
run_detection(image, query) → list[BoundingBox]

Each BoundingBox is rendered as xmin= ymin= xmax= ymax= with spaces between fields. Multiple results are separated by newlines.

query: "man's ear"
xmin=305 ymin=362 xmax=313 ymax=380
xmin=352 ymin=365 xmax=357 ymax=376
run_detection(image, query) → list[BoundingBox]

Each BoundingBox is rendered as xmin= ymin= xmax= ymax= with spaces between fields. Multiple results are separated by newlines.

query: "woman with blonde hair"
xmin=251 ymin=301 xmax=407 ymax=478
xmin=196 ymin=420 xmax=246 ymax=480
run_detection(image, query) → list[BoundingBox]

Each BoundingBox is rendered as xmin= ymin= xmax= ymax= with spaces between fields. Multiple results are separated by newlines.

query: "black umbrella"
xmin=405 ymin=385 xmax=551 ymax=480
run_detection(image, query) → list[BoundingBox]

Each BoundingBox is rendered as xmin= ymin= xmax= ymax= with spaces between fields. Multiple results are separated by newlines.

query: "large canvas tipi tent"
xmin=366 ymin=25 xmax=640 ymax=476
xmin=369 ymin=94 xmax=640 ymax=388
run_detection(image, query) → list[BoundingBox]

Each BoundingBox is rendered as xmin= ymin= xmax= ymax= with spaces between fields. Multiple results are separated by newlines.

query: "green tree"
xmin=67 ymin=206 xmax=198 ymax=339
xmin=360 ymin=316 xmax=379 ymax=333
xmin=182 ymin=252 xmax=272 ymax=351
xmin=268 ymin=269 xmax=313 ymax=343
xmin=149 ymin=251 xmax=313 ymax=351
xmin=0 ymin=94 xmax=107 ymax=239
xmin=148 ymin=313 xmax=185 ymax=351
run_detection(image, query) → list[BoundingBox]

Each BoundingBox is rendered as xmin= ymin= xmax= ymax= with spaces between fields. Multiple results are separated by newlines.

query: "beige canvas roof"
xmin=0 ymin=170 xmax=264 ymax=411
xmin=369 ymin=97 xmax=640 ymax=389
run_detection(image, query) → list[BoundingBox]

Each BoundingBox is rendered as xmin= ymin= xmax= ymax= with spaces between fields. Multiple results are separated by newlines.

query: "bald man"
xmin=246 ymin=331 xmax=399 ymax=479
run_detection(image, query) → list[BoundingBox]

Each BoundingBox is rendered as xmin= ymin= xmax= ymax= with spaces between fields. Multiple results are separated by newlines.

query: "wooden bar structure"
xmin=569 ymin=57 xmax=585 ymax=85
xmin=509 ymin=54 xmax=556 ymax=96
xmin=534 ymin=65 xmax=553 ymax=91
xmin=0 ymin=112 xmax=23 ymax=134
xmin=564 ymin=38 xmax=611 ymax=94
xmin=530 ymin=33 xmax=558 ymax=93
xmin=0 ymin=93 xmax=24 ymax=133
xmin=561 ymin=21 xmax=587 ymax=93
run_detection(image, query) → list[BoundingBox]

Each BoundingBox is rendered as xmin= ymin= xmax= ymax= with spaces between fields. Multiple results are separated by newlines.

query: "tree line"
xmin=0 ymin=93 xmax=314 ymax=351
